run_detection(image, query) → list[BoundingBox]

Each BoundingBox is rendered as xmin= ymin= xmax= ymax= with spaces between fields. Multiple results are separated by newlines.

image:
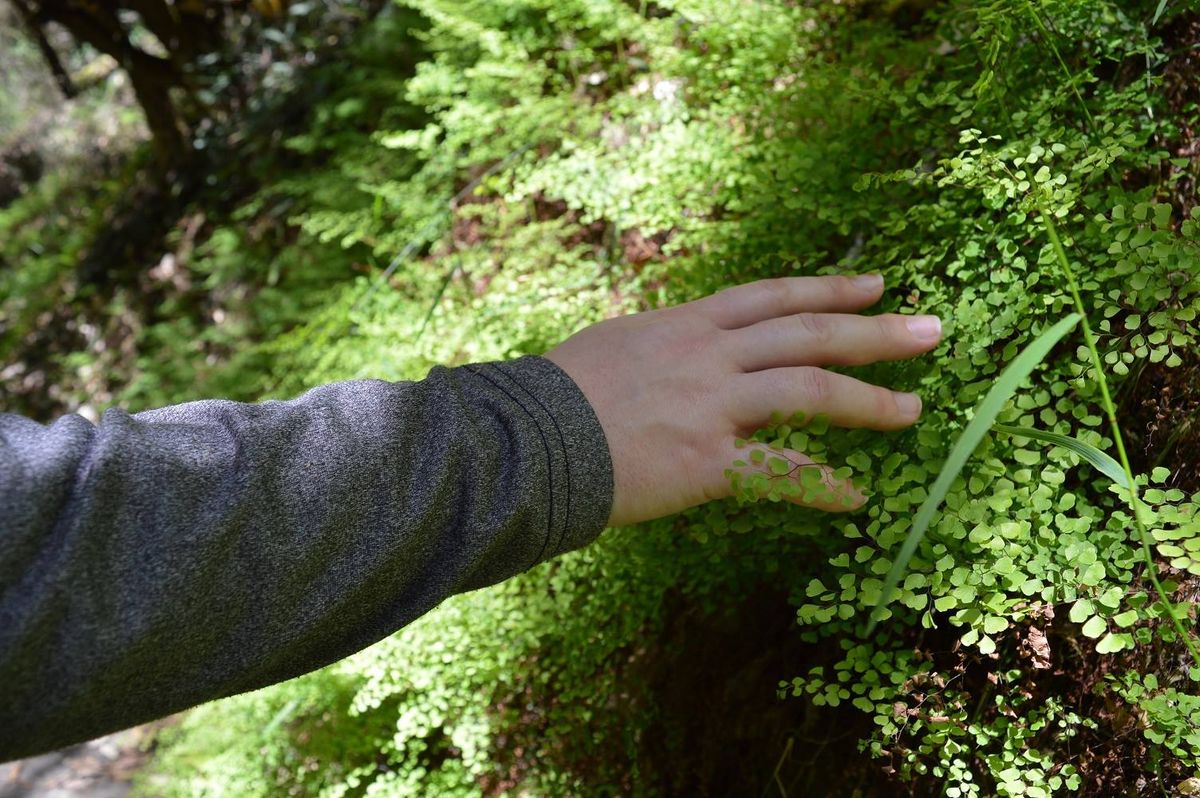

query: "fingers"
xmin=727 ymin=312 xmax=942 ymax=372
xmin=695 ymin=274 xmax=885 ymax=330
xmin=723 ymin=441 xmax=865 ymax=512
xmin=729 ymin=368 xmax=923 ymax=432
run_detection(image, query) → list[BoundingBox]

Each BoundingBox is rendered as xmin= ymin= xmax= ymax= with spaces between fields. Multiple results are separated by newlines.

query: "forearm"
xmin=0 ymin=356 xmax=612 ymax=761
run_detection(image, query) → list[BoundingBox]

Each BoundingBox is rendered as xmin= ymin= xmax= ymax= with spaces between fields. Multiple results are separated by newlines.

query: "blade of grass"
xmin=993 ymin=424 xmax=1132 ymax=489
xmin=1152 ymin=0 xmax=1170 ymax=25
xmin=867 ymin=312 xmax=1082 ymax=633
xmin=414 ymin=256 xmax=458 ymax=343
xmin=1040 ymin=211 xmax=1199 ymax=662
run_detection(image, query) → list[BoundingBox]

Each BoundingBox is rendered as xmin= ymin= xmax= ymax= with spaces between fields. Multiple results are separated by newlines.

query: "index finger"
xmin=695 ymin=274 xmax=885 ymax=330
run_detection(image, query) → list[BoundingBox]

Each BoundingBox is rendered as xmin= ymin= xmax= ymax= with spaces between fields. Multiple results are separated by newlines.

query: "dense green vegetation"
xmin=3 ymin=0 xmax=1200 ymax=794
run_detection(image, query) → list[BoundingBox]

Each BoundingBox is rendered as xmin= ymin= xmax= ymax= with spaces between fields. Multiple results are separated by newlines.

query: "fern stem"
xmin=1040 ymin=211 xmax=1199 ymax=664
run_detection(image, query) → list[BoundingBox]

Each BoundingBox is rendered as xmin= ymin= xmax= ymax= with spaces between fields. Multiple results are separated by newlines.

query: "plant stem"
xmin=1040 ymin=210 xmax=1199 ymax=664
xmin=1023 ymin=1 xmax=1094 ymax=131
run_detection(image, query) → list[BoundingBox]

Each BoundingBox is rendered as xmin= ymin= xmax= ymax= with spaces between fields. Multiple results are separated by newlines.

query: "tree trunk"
xmin=10 ymin=0 xmax=77 ymax=99
xmin=124 ymin=50 xmax=191 ymax=166
xmin=30 ymin=0 xmax=193 ymax=167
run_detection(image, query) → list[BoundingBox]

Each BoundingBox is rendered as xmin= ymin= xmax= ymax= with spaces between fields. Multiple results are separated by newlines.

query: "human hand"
xmin=545 ymin=274 xmax=943 ymax=527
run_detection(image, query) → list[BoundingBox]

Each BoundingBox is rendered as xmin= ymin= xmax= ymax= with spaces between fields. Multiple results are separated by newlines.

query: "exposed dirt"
xmin=1124 ymin=352 xmax=1200 ymax=495
xmin=1157 ymin=11 xmax=1200 ymax=224
xmin=482 ymin=587 xmax=896 ymax=797
xmin=1122 ymin=9 xmax=1200 ymax=496
xmin=1038 ymin=596 xmax=1198 ymax=796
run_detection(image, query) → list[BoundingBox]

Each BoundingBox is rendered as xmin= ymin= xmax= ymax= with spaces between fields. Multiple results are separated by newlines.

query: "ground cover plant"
xmin=2 ymin=0 xmax=1199 ymax=794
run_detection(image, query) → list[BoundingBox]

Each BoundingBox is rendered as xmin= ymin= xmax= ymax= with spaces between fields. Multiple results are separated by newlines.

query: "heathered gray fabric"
xmin=0 ymin=355 xmax=613 ymax=761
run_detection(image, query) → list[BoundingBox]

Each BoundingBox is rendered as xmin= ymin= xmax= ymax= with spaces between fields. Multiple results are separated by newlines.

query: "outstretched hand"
xmin=545 ymin=274 xmax=943 ymax=527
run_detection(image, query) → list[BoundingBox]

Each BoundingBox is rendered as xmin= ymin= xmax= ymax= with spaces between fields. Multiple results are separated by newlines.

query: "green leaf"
xmin=983 ymin=615 xmax=1008 ymax=635
xmin=1081 ymin=615 xmax=1107 ymax=638
xmin=1069 ymin=599 xmax=1094 ymax=623
xmin=1113 ymin=610 xmax=1139 ymax=628
xmin=992 ymin=424 xmax=1132 ymax=489
xmin=934 ymin=595 xmax=958 ymax=612
xmin=1098 ymin=586 xmax=1124 ymax=609
xmin=868 ymin=314 xmax=1082 ymax=632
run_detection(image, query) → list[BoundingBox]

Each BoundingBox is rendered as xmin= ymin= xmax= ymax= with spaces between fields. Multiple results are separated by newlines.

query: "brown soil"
xmin=629 ymin=589 xmax=889 ymax=797
xmin=481 ymin=588 xmax=898 ymax=798
xmin=1157 ymin=11 xmax=1200 ymax=224
xmin=1043 ymin=598 xmax=1197 ymax=795
xmin=1124 ymin=353 xmax=1200 ymax=495
xmin=1120 ymin=8 xmax=1200 ymax=495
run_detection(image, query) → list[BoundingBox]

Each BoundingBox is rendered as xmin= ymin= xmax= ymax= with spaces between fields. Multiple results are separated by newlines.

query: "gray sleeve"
xmin=0 ymin=355 xmax=613 ymax=761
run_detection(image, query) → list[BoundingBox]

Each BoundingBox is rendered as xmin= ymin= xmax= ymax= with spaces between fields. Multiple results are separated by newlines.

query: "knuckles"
xmin=793 ymin=312 xmax=834 ymax=345
xmin=760 ymin=277 xmax=799 ymax=318
xmin=651 ymin=317 xmax=725 ymax=363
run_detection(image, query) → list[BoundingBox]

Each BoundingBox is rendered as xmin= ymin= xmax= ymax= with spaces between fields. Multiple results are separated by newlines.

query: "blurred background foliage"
xmin=2 ymin=0 xmax=1200 ymax=795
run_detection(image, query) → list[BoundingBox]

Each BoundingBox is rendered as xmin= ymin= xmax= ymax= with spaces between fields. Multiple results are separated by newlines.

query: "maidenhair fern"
xmin=130 ymin=1 xmax=1200 ymax=795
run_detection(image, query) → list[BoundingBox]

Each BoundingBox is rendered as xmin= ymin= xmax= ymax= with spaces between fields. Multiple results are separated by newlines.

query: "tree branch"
xmin=10 ymin=0 xmax=77 ymax=99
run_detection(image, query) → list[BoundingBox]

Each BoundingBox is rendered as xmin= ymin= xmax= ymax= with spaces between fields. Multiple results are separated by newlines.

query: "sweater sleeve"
xmin=0 ymin=355 xmax=613 ymax=761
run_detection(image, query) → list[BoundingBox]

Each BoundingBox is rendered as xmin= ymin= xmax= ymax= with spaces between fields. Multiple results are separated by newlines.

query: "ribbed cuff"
xmin=476 ymin=356 xmax=613 ymax=561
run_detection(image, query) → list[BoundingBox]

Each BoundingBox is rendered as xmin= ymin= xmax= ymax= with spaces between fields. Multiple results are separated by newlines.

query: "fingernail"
xmin=853 ymin=273 xmax=884 ymax=290
xmin=906 ymin=315 xmax=942 ymax=342
xmin=896 ymin=392 xmax=922 ymax=417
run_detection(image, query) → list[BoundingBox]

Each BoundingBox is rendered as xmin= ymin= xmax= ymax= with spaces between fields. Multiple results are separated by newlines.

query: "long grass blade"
xmin=1041 ymin=211 xmax=1199 ymax=662
xmin=867 ymin=313 xmax=1082 ymax=633
xmin=1152 ymin=0 xmax=1170 ymax=25
xmin=993 ymin=423 xmax=1132 ymax=489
